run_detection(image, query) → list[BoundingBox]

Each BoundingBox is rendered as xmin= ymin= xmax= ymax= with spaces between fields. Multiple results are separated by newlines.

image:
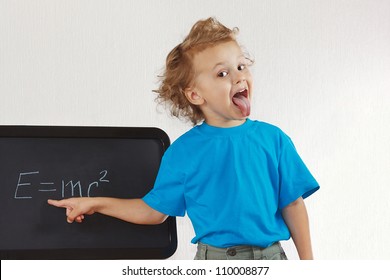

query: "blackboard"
xmin=0 ymin=126 xmax=177 ymax=259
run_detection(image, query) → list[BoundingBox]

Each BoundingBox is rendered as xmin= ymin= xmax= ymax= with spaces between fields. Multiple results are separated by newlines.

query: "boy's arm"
xmin=281 ymin=197 xmax=314 ymax=260
xmin=47 ymin=197 xmax=168 ymax=225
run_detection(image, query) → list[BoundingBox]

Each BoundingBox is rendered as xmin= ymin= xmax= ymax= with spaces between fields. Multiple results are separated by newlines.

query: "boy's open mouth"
xmin=232 ymin=88 xmax=251 ymax=117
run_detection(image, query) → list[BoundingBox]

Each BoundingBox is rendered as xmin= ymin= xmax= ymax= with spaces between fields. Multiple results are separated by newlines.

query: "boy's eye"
xmin=238 ymin=64 xmax=246 ymax=71
xmin=217 ymin=71 xmax=228 ymax=77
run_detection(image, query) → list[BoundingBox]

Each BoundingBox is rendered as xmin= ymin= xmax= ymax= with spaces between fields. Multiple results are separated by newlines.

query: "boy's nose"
xmin=234 ymin=72 xmax=246 ymax=84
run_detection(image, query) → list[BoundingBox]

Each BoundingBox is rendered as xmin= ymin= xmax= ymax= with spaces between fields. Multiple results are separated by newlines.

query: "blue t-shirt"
xmin=143 ymin=119 xmax=319 ymax=248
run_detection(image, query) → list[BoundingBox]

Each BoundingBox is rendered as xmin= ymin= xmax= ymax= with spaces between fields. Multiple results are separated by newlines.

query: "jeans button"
xmin=227 ymin=248 xmax=237 ymax=256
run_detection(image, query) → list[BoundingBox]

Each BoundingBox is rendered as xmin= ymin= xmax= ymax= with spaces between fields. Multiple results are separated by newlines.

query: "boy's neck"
xmin=204 ymin=118 xmax=247 ymax=128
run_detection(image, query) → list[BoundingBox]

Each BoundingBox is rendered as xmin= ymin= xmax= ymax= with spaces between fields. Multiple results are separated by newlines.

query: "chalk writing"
xmin=14 ymin=170 xmax=110 ymax=199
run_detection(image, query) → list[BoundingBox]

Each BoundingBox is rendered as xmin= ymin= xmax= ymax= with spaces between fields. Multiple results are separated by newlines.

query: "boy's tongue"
xmin=232 ymin=94 xmax=251 ymax=117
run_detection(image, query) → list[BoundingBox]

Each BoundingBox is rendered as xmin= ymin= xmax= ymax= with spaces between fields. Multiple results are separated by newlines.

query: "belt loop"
xmin=204 ymin=243 xmax=209 ymax=260
xmin=201 ymin=242 xmax=208 ymax=260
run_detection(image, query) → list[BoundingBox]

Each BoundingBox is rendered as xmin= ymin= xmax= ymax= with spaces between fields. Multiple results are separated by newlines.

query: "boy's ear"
xmin=184 ymin=88 xmax=204 ymax=105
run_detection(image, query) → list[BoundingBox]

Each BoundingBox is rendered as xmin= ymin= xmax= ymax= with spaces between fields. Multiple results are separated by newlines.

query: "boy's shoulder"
xmin=251 ymin=119 xmax=282 ymax=131
xmin=168 ymin=124 xmax=203 ymax=147
xmin=250 ymin=120 xmax=290 ymax=145
xmin=248 ymin=119 xmax=287 ymax=140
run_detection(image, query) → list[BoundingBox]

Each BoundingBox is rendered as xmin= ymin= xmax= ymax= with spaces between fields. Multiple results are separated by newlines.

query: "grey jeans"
xmin=194 ymin=242 xmax=288 ymax=260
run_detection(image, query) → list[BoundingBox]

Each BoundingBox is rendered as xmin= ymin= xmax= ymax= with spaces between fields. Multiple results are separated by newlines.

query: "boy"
xmin=48 ymin=17 xmax=319 ymax=260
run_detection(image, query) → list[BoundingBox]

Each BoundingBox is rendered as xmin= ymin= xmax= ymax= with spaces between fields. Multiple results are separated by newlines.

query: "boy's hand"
xmin=48 ymin=198 xmax=96 ymax=223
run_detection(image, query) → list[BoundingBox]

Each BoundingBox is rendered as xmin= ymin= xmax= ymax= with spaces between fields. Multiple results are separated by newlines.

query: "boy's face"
xmin=185 ymin=40 xmax=253 ymax=127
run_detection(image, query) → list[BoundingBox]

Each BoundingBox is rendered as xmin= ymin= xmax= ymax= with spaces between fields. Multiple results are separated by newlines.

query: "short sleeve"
xmin=142 ymin=149 xmax=186 ymax=217
xmin=278 ymin=133 xmax=319 ymax=209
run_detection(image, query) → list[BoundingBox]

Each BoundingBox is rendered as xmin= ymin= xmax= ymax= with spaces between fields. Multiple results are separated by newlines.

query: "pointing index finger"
xmin=47 ymin=199 xmax=70 ymax=209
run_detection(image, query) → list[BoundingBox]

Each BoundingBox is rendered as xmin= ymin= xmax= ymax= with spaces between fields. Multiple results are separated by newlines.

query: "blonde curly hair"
xmin=154 ymin=17 xmax=239 ymax=125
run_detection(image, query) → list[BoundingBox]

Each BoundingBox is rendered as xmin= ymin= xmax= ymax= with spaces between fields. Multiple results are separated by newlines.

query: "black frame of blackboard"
xmin=0 ymin=125 xmax=177 ymax=260
xmin=0 ymin=125 xmax=171 ymax=141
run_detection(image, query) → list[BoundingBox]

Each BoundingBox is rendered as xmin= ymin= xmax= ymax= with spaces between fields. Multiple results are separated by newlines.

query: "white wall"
xmin=1 ymin=0 xmax=389 ymax=260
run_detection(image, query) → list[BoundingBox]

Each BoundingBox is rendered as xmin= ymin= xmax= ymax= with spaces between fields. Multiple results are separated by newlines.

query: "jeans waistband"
xmin=198 ymin=242 xmax=267 ymax=252
xmin=195 ymin=241 xmax=287 ymax=260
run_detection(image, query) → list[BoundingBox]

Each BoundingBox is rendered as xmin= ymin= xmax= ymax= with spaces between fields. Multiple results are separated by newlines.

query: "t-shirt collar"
xmin=197 ymin=118 xmax=252 ymax=137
